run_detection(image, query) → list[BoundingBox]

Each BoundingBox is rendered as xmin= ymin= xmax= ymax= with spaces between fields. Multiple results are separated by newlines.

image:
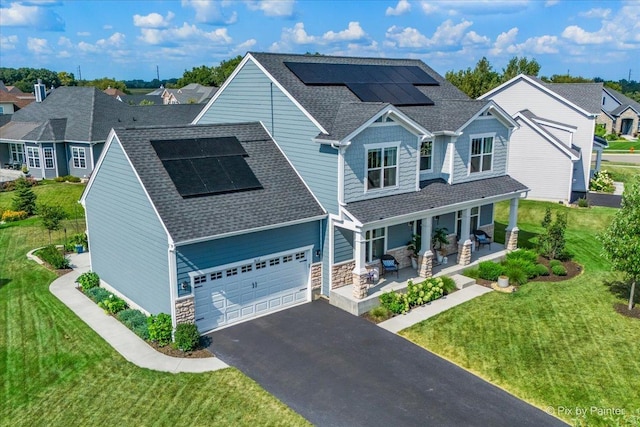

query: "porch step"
xmin=451 ymin=274 xmax=476 ymax=290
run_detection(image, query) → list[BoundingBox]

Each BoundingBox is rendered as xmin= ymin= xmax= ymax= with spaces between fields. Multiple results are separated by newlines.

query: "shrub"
xmin=98 ymin=293 xmax=127 ymax=314
xmin=85 ymin=287 xmax=110 ymax=304
xmin=503 ymin=264 xmax=528 ymax=286
xmin=367 ymin=305 xmax=393 ymax=322
xmin=589 ymin=170 xmax=615 ymax=193
xmin=535 ymin=264 xmax=550 ymax=276
xmin=505 ymin=249 xmax=538 ymax=264
xmin=116 ymin=309 xmax=149 ymax=340
xmin=67 ymin=175 xmax=81 ymax=183
xmin=462 ymin=267 xmax=479 ymax=279
xmin=76 ymin=271 xmax=100 ymax=291
xmin=11 ymin=177 xmax=37 ymax=215
xmin=538 ymin=209 xmax=568 ymax=260
xmin=549 ymin=259 xmax=562 ymax=268
xmin=37 ymin=245 xmax=70 ymax=269
xmin=148 ymin=313 xmax=172 ymax=346
xmin=174 ymin=323 xmax=200 ymax=351
xmin=1 ymin=210 xmax=28 ymax=222
xmin=406 ymin=278 xmax=444 ymax=307
xmin=54 ymin=176 xmax=65 ymax=182
xmin=478 ymin=261 xmax=504 ymax=281
xmin=577 ymin=197 xmax=589 ymax=208
xmin=439 ymin=276 xmax=457 ymax=295
xmin=379 ymin=291 xmax=409 ymax=315
xmin=1 ymin=180 xmax=16 ymax=192
xmin=503 ymin=258 xmax=538 ymax=279
xmin=551 ymin=264 xmax=567 ymax=276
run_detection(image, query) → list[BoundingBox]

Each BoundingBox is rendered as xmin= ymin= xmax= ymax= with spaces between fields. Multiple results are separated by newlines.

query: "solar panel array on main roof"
xmin=283 ymin=61 xmax=439 ymax=106
xmin=151 ymin=136 xmax=262 ymax=198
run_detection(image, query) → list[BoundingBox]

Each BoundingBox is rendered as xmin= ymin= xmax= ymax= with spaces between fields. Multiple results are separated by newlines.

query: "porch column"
xmin=595 ymin=149 xmax=602 ymax=172
xmin=456 ymin=208 xmax=473 ymax=265
xmin=418 ymin=216 xmax=433 ymax=278
xmin=352 ymin=229 xmax=369 ymax=299
xmin=505 ymin=197 xmax=519 ymax=251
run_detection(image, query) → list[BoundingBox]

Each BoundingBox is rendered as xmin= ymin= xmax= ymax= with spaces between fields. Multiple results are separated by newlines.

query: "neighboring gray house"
xmin=193 ymin=52 xmax=528 ymax=318
xmin=480 ymin=74 xmax=603 ymax=203
xmin=81 ymin=122 xmax=325 ymax=333
xmin=598 ymin=86 xmax=640 ymax=137
xmin=0 ymin=86 xmax=203 ymax=178
xmin=162 ymin=83 xmax=218 ymax=104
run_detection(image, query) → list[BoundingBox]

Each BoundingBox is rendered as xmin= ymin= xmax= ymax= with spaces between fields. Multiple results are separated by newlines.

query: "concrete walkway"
xmin=48 ymin=252 xmax=228 ymax=373
xmin=378 ymin=284 xmax=492 ymax=333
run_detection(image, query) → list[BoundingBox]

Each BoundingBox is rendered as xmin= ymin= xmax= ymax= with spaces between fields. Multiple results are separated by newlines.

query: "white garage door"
xmin=193 ymin=248 xmax=310 ymax=333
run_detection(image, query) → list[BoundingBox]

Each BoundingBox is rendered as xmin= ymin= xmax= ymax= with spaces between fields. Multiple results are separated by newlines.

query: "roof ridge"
xmin=249 ymin=51 xmax=424 ymax=63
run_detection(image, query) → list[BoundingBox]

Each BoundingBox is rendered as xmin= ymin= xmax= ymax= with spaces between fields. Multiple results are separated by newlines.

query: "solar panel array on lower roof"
xmin=151 ymin=136 xmax=262 ymax=198
xmin=283 ymin=61 xmax=438 ymax=106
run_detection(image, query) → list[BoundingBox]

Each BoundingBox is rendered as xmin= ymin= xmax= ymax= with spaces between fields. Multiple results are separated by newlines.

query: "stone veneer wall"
xmin=175 ymin=296 xmax=195 ymax=324
xmin=331 ymin=260 xmax=355 ymax=289
xmin=478 ymin=224 xmax=495 ymax=241
xmin=387 ymin=246 xmax=412 ymax=269
xmin=596 ymin=113 xmax=614 ymax=135
xmin=310 ymin=263 xmax=322 ymax=290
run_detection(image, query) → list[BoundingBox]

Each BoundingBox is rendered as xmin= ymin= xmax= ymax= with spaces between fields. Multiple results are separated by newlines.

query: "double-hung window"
xmin=43 ymin=147 xmax=54 ymax=169
xmin=420 ymin=140 xmax=433 ymax=171
xmin=72 ymin=147 xmax=86 ymax=168
xmin=365 ymin=228 xmax=385 ymax=262
xmin=470 ymin=135 xmax=493 ymax=173
xmin=27 ymin=147 xmax=40 ymax=169
xmin=366 ymin=144 xmax=398 ymax=191
xmin=9 ymin=143 xmax=25 ymax=164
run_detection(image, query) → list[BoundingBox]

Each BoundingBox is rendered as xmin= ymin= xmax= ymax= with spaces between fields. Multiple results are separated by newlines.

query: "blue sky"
xmin=1 ymin=0 xmax=638 ymax=82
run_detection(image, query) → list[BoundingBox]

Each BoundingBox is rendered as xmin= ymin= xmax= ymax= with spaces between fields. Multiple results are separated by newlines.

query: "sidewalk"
xmin=378 ymin=284 xmax=492 ymax=333
xmin=48 ymin=251 xmax=228 ymax=373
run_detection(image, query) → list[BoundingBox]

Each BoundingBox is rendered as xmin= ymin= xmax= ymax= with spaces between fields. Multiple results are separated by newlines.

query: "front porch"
xmin=330 ymin=242 xmax=506 ymax=315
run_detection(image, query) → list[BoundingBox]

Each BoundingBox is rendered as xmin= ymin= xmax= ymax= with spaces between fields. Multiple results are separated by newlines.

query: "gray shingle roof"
xmin=165 ymin=84 xmax=218 ymax=104
xmin=611 ymin=103 xmax=639 ymax=116
xmin=249 ymin=52 xmax=485 ymax=139
xmin=118 ymin=94 xmax=164 ymax=105
xmin=345 ymin=176 xmax=528 ymax=224
xmin=113 ymin=122 xmax=325 ymax=243
xmin=603 ymin=87 xmax=640 ymax=114
xmin=527 ymin=77 xmax=603 ymax=114
xmin=1 ymin=87 xmax=202 ymax=143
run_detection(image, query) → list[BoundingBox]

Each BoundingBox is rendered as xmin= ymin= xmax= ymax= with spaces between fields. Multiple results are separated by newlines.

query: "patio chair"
xmin=473 ymin=230 xmax=492 ymax=250
xmin=380 ymin=254 xmax=400 ymax=278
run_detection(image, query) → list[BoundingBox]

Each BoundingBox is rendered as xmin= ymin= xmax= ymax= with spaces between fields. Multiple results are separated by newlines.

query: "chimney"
xmin=34 ymin=79 xmax=46 ymax=102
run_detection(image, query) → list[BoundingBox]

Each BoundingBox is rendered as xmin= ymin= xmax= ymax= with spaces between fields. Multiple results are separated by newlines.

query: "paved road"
xmin=208 ymin=300 xmax=567 ymax=427
xmin=600 ymin=153 xmax=640 ymax=165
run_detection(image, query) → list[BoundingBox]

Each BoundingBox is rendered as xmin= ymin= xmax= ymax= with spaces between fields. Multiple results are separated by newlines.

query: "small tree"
xmin=12 ymin=177 xmax=37 ymax=215
xmin=538 ymin=209 xmax=567 ymax=260
xmin=600 ymin=178 xmax=640 ymax=310
xmin=39 ymin=203 xmax=67 ymax=244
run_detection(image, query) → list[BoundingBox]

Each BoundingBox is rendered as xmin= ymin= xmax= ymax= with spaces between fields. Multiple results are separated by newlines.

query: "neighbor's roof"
xmin=111 ymin=122 xmax=325 ymax=243
xmin=525 ymin=76 xmax=603 ymax=114
xmin=0 ymin=87 xmax=202 ymax=143
xmin=118 ymin=94 xmax=164 ymax=105
xmin=164 ymin=83 xmax=218 ymax=104
xmin=0 ymin=91 xmax=35 ymax=109
xmin=603 ymin=86 xmax=640 ymax=115
xmin=345 ymin=176 xmax=528 ymax=225
xmin=248 ymin=52 xmax=487 ymax=140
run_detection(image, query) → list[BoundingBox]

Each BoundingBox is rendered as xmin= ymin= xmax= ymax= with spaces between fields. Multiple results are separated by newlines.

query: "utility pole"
xmin=156 ymin=65 xmax=160 ymax=82
xmin=77 ymin=66 xmax=82 ymax=81
xmin=629 ymin=69 xmax=632 ymax=81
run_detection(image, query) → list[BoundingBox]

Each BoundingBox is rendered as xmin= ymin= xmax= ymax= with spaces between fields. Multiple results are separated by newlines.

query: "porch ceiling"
xmin=344 ymin=175 xmax=528 ymax=224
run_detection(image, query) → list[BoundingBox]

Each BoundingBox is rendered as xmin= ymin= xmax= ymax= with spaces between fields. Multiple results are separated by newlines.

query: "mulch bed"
xmin=149 ymin=341 xmax=213 ymax=358
xmin=476 ymin=257 xmax=582 ymax=289
xmin=614 ymin=303 xmax=640 ymax=320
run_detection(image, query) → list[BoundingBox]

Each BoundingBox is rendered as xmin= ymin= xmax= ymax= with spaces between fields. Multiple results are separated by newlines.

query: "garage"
xmin=193 ymin=248 xmax=311 ymax=332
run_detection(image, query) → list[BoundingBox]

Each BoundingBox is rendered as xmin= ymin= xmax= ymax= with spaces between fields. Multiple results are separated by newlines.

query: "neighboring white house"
xmin=480 ymin=74 xmax=603 ymax=203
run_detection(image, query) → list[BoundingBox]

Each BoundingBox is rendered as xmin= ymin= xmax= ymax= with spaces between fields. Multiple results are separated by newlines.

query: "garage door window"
xmin=256 ymin=261 xmax=266 ymax=269
xmin=211 ymin=271 xmax=222 ymax=280
xmin=226 ymin=268 xmax=238 ymax=277
xmin=295 ymin=252 xmax=306 ymax=260
xmin=270 ymin=257 xmax=280 ymax=266
xmin=241 ymin=264 xmax=252 ymax=273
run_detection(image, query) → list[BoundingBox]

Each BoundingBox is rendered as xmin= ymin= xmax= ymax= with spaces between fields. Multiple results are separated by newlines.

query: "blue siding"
xmin=343 ymin=125 xmax=419 ymax=203
xmin=420 ymin=136 xmax=448 ymax=181
xmin=0 ymin=144 xmax=9 ymax=167
xmin=480 ymin=203 xmax=493 ymax=226
xmin=84 ymin=138 xmax=171 ymax=314
xmin=334 ymin=226 xmax=354 ymax=263
xmin=388 ymin=223 xmax=412 ymax=249
xmin=452 ymin=118 xmax=509 ymax=183
xmin=24 ymin=142 xmax=43 ymax=179
xmin=175 ymin=221 xmax=322 ymax=298
xmin=196 ymin=59 xmax=339 ymax=213
xmin=41 ymin=143 xmax=57 ymax=179
xmin=55 ymin=142 xmax=67 ymax=176
xmin=67 ymin=143 xmax=92 ymax=178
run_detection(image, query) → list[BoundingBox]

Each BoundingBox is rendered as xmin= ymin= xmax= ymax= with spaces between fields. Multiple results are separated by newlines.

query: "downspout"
xmin=270 ymin=82 xmax=275 ymax=137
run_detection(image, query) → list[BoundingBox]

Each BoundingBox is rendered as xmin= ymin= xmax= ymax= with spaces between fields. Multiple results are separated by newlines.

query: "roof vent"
xmin=34 ymin=79 xmax=46 ymax=103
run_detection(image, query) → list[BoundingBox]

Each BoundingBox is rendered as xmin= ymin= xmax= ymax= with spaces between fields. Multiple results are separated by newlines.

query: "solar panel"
xmin=151 ymin=136 xmax=262 ymax=198
xmin=284 ymin=62 xmax=439 ymax=85
xmin=346 ymin=83 xmax=434 ymax=106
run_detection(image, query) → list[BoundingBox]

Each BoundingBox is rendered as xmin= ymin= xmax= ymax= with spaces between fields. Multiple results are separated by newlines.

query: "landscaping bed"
xmin=614 ymin=303 xmax=640 ymax=320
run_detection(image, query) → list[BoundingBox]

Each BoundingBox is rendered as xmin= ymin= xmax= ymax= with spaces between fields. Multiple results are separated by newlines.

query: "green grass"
xmin=0 ymin=220 xmax=308 ymax=425
xmin=401 ymin=201 xmax=640 ymax=426
xmin=0 ymin=180 xmax=86 ymax=218
xmin=604 ymin=140 xmax=639 ymax=151
xmin=600 ymin=164 xmax=640 ymax=185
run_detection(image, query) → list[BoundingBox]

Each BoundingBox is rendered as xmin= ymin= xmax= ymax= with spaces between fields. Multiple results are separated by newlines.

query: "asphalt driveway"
xmin=208 ymin=300 xmax=566 ymax=426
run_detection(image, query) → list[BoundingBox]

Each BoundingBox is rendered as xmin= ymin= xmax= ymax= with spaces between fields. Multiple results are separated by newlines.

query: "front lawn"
xmin=401 ymin=201 xmax=640 ymax=426
xmin=1 ymin=217 xmax=308 ymax=425
xmin=601 ymin=164 xmax=640 ymax=186
xmin=0 ymin=179 xmax=86 ymax=218
xmin=604 ymin=140 xmax=639 ymax=151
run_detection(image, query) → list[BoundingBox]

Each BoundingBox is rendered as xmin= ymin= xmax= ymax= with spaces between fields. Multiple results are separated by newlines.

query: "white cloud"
xmin=430 ymin=19 xmax=473 ymax=46
xmin=419 ymin=0 xmax=530 ymax=16
xmin=57 ymin=50 xmax=71 ymax=58
xmin=27 ymin=37 xmax=49 ymax=54
xmin=181 ymin=0 xmax=237 ymax=24
xmin=0 ymin=35 xmax=19 ymax=50
xmin=139 ymin=23 xmax=232 ymax=45
xmin=77 ymin=31 xmax=90 ymax=37
xmin=562 ymin=25 xmax=612 ymax=45
xmin=247 ymin=0 xmax=295 ymax=17
xmin=58 ymin=36 xmax=72 ymax=48
xmin=322 ymin=22 xmax=365 ymax=42
xmin=386 ymin=0 xmax=411 ymax=16
xmin=579 ymin=8 xmax=611 ymax=19
xmin=133 ymin=11 xmax=175 ymax=28
xmin=103 ymin=24 xmax=113 ymax=30
xmin=385 ymin=26 xmax=429 ymax=48
xmin=236 ymin=38 xmax=257 ymax=50
xmin=419 ymin=1 xmax=438 ymax=14
xmin=385 ymin=19 xmax=475 ymax=49
xmin=97 ymin=32 xmax=126 ymax=48
xmin=463 ymin=31 xmax=490 ymax=45
xmin=516 ymin=35 xmax=559 ymax=54
xmin=0 ymin=2 xmax=65 ymax=31
xmin=544 ymin=0 xmax=559 ymax=6
xmin=490 ymin=27 xmax=518 ymax=55
xmin=78 ymin=41 xmax=99 ymax=53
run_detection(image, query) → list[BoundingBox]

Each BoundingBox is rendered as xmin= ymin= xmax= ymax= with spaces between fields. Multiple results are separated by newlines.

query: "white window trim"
xmin=43 ymin=147 xmax=55 ymax=169
xmin=467 ymin=133 xmax=495 ymax=176
xmin=419 ymin=139 xmax=434 ymax=173
xmin=72 ymin=147 xmax=87 ymax=169
xmin=363 ymin=141 xmax=401 ymax=193
xmin=9 ymin=143 xmax=25 ymax=164
xmin=27 ymin=146 xmax=41 ymax=169
xmin=365 ymin=227 xmax=386 ymax=263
